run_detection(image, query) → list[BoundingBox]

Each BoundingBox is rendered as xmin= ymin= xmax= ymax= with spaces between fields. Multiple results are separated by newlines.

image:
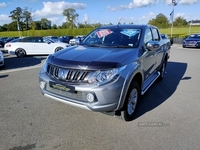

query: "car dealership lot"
xmin=0 ymin=45 xmax=200 ymax=150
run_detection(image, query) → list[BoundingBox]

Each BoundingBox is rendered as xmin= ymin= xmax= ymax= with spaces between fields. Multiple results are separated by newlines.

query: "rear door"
xmin=151 ymin=27 xmax=164 ymax=69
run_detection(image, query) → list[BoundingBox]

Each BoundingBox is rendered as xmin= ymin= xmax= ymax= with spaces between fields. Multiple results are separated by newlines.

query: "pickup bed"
xmin=39 ymin=24 xmax=170 ymax=121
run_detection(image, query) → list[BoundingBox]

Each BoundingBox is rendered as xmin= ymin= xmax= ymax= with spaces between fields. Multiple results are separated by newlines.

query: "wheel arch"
xmin=158 ymin=52 xmax=169 ymax=70
xmin=115 ymin=70 xmax=143 ymax=111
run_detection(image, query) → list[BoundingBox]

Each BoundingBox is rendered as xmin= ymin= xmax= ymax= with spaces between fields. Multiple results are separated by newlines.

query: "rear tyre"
xmin=15 ymin=48 xmax=26 ymax=58
xmin=119 ymin=81 xmax=140 ymax=121
xmin=158 ymin=59 xmax=167 ymax=80
xmin=55 ymin=47 xmax=63 ymax=52
xmin=0 ymin=64 xmax=5 ymax=68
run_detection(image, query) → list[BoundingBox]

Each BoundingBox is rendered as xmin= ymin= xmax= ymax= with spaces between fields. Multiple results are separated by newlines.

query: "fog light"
xmin=86 ymin=93 xmax=95 ymax=102
xmin=40 ymin=81 xmax=46 ymax=89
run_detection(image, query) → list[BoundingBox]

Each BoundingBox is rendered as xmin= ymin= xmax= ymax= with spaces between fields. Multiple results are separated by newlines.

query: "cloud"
xmin=179 ymin=0 xmax=198 ymax=5
xmin=48 ymin=17 xmax=59 ymax=25
xmin=128 ymin=0 xmax=157 ymax=8
xmin=175 ymin=12 xmax=185 ymax=18
xmin=140 ymin=12 xmax=156 ymax=21
xmin=33 ymin=1 xmax=86 ymax=18
xmin=107 ymin=0 xmax=200 ymax=11
xmin=178 ymin=12 xmax=200 ymax=21
xmin=165 ymin=0 xmax=174 ymax=5
xmin=120 ymin=17 xmax=137 ymax=23
xmin=82 ymin=14 xmax=90 ymax=23
xmin=107 ymin=0 xmax=158 ymax=11
xmin=0 ymin=2 xmax=7 ymax=8
xmin=0 ymin=14 xmax=12 ymax=25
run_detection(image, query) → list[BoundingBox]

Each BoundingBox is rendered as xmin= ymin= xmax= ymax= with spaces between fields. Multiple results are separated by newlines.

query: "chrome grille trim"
xmin=47 ymin=64 xmax=90 ymax=82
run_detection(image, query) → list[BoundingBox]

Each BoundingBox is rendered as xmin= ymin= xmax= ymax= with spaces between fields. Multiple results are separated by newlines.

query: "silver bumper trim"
xmin=44 ymin=93 xmax=91 ymax=111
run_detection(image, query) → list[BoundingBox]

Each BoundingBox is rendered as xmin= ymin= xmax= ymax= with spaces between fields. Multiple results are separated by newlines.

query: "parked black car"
xmin=0 ymin=37 xmax=19 ymax=47
xmin=161 ymin=34 xmax=171 ymax=49
xmin=182 ymin=34 xmax=200 ymax=48
xmin=0 ymin=37 xmax=8 ymax=47
xmin=59 ymin=36 xmax=74 ymax=43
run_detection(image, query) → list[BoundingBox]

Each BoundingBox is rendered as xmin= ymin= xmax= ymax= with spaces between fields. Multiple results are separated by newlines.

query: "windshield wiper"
xmin=111 ymin=45 xmax=133 ymax=48
xmin=87 ymin=44 xmax=101 ymax=47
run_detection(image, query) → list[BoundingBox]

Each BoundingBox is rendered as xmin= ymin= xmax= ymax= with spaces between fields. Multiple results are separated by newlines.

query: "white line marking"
xmin=0 ymin=65 xmax=42 ymax=74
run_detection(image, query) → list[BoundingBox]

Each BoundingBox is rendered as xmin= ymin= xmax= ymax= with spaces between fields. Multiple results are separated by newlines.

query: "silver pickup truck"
xmin=39 ymin=24 xmax=170 ymax=121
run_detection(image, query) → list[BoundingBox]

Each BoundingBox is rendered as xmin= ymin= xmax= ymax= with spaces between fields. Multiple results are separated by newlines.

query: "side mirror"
xmin=147 ymin=41 xmax=160 ymax=51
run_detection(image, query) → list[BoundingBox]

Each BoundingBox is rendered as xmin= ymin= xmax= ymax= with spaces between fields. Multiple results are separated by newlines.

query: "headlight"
xmin=88 ymin=66 xmax=126 ymax=85
xmin=41 ymin=60 xmax=48 ymax=72
xmin=41 ymin=55 xmax=50 ymax=72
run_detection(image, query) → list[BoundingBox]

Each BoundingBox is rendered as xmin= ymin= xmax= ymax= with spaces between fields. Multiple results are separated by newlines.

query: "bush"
xmin=0 ymin=28 xmax=94 ymax=37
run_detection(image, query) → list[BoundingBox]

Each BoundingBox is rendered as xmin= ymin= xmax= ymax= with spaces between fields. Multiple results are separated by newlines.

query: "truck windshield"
xmin=81 ymin=28 xmax=141 ymax=48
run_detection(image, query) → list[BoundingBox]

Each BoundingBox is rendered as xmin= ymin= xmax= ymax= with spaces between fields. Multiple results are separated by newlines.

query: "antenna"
xmin=117 ymin=17 xmax=122 ymax=26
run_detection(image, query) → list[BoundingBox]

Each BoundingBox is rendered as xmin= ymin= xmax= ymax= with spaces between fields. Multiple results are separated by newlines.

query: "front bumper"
xmin=183 ymin=41 xmax=200 ymax=48
xmin=39 ymin=70 xmax=124 ymax=112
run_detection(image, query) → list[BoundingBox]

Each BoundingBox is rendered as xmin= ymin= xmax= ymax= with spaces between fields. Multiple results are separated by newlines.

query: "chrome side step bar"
xmin=141 ymin=71 xmax=160 ymax=95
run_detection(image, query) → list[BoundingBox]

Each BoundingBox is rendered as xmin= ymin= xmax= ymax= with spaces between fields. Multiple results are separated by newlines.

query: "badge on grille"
xmin=58 ymin=69 xmax=68 ymax=80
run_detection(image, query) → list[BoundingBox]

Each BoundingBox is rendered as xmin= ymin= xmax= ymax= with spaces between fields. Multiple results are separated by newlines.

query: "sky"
xmin=0 ymin=0 xmax=200 ymax=26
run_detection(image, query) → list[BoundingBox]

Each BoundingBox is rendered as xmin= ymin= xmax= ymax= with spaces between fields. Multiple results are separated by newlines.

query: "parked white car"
xmin=69 ymin=35 xmax=85 ymax=45
xmin=0 ymin=51 xmax=4 ymax=67
xmin=4 ymin=36 xmax=70 ymax=57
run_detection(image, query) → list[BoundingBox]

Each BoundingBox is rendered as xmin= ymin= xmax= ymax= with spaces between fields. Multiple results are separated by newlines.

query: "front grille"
xmin=47 ymin=64 xmax=90 ymax=82
xmin=186 ymin=41 xmax=197 ymax=45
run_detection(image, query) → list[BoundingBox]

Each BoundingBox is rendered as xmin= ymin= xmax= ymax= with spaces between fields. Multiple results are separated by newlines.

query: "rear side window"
xmin=18 ymin=38 xmax=28 ymax=42
xmin=25 ymin=37 xmax=37 ymax=42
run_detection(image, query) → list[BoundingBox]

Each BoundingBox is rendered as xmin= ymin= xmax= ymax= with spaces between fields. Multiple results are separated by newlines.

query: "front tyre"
xmin=15 ymin=48 xmax=26 ymax=58
xmin=119 ymin=81 xmax=140 ymax=121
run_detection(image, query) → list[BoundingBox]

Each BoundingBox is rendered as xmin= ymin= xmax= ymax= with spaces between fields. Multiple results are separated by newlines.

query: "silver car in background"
xmin=69 ymin=35 xmax=85 ymax=45
xmin=0 ymin=51 xmax=5 ymax=67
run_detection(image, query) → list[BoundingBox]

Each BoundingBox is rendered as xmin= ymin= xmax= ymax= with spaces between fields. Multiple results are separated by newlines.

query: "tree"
xmin=40 ymin=18 xmax=51 ymax=30
xmin=63 ymin=8 xmax=79 ymax=29
xmin=22 ymin=7 xmax=32 ymax=30
xmin=61 ymin=22 xmax=68 ymax=29
xmin=9 ymin=7 xmax=23 ymax=31
xmin=77 ymin=23 xmax=102 ymax=28
xmin=6 ymin=21 xmax=19 ymax=31
xmin=0 ymin=25 xmax=7 ymax=32
xmin=31 ymin=21 xmax=41 ymax=30
xmin=52 ymin=24 xmax=57 ymax=29
xmin=9 ymin=7 xmax=32 ymax=31
xmin=148 ymin=13 xmax=169 ymax=28
xmin=173 ymin=17 xmax=188 ymax=27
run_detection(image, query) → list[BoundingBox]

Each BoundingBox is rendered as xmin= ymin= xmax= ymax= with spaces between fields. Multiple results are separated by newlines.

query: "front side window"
xmin=144 ymin=28 xmax=153 ymax=44
xmin=151 ymin=28 xmax=160 ymax=41
xmin=81 ymin=28 xmax=141 ymax=48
